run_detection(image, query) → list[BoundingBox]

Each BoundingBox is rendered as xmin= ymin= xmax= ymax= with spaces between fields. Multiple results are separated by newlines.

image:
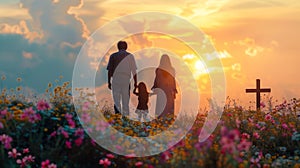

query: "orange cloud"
xmin=67 ymin=0 xmax=90 ymax=39
xmin=22 ymin=51 xmax=33 ymax=59
xmin=0 ymin=3 xmax=30 ymax=20
xmin=0 ymin=20 xmax=43 ymax=42
xmin=233 ymin=38 xmax=278 ymax=57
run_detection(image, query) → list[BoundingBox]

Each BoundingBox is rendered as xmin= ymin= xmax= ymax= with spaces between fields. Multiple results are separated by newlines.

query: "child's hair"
xmin=137 ymin=82 xmax=149 ymax=96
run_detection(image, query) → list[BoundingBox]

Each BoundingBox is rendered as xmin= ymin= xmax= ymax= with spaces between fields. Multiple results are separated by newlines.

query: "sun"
xmin=182 ymin=54 xmax=208 ymax=80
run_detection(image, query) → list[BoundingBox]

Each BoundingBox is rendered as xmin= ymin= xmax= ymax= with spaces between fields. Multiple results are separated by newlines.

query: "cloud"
xmin=234 ymin=38 xmax=278 ymax=57
xmin=18 ymin=0 xmax=89 ymax=45
xmin=22 ymin=51 xmax=33 ymax=59
xmin=0 ymin=0 xmax=99 ymax=91
xmin=231 ymin=63 xmax=241 ymax=71
xmin=0 ymin=3 xmax=30 ymax=22
xmin=68 ymin=0 xmax=106 ymax=34
xmin=0 ymin=20 xmax=43 ymax=42
xmin=204 ymin=50 xmax=232 ymax=60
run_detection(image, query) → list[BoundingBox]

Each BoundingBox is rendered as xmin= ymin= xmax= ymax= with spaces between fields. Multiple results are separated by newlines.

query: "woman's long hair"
xmin=158 ymin=54 xmax=175 ymax=76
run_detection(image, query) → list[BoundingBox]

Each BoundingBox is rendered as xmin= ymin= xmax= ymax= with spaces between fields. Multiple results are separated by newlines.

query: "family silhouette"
xmin=107 ymin=41 xmax=177 ymax=122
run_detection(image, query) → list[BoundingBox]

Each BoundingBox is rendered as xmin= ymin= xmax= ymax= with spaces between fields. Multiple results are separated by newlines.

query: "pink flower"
xmin=253 ymin=132 xmax=260 ymax=139
xmin=106 ymin=153 xmax=115 ymax=159
xmin=82 ymin=102 xmax=90 ymax=112
xmin=65 ymin=141 xmax=72 ymax=149
xmin=65 ymin=113 xmax=73 ymax=120
xmin=255 ymin=124 xmax=261 ymax=129
xmin=161 ymin=151 xmax=172 ymax=161
xmin=37 ymin=100 xmax=50 ymax=111
xmin=50 ymin=131 xmax=57 ymax=137
xmin=265 ymin=114 xmax=272 ymax=121
xmin=23 ymin=107 xmax=41 ymax=123
xmin=125 ymin=153 xmax=136 ymax=158
xmin=41 ymin=160 xmax=57 ymax=168
xmin=220 ymin=126 xmax=228 ymax=136
xmin=61 ymin=129 xmax=69 ymax=139
xmin=115 ymin=145 xmax=123 ymax=152
xmin=24 ymin=155 xmax=35 ymax=163
xmin=16 ymin=158 xmax=27 ymax=168
xmin=260 ymin=126 xmax=266 ymax=131
xmin=41 ymin=160 xmax=50 ymax=168
xmin=75 ymin=128 xmax=85 ymax=138
xmin=23 ymin=148 xmax=29 ymax=154
xmin=220 ymin=138 xmax=236 ymax=154
xmin=237 ymin=140 xmax=252 ymax=151
xmin=241 ymin=133 xmax=250 ymax=139
xmin=67 ymin=119 xmax=76 ymax=128
xmin=0 ymin=122 xmax=3 ymax=129
xmin=135 ymin=161 xmax=143 ymax=167
xmin=0 ymin=109 xmax=7 ymax=116
xmin=75 ymin=137 xmax=83 ymax=146
xmin=282 ymin=123 xmax=288 ymax=130
xmin=48 ymin=163 xmax=57 ymax=168
xmin=96 ymin=121 xmax=109 ymax=132
xmin=24 ymin=107 xmax=35 ymax=115
xmin=90 ymin=139 xmax=96 ymax=146
xmin=250 ymin=157 xmax=261 ymax=168
xmin=28 ymin=113 xmax=41 ymax=123
xmin=81 ymin=112 xmax=91 ymax=123
xmin=8 ymin=148 xmax=21 ymax=158
xmin=227 ymin=129 xmax=240 ymax=141
xmin=99 ymin=158 xmax=111 ymax=167
xmin=0 ymin=134 xmax=13 ymax=149
xmin=260 ymin=102 xmax=266 ymax=108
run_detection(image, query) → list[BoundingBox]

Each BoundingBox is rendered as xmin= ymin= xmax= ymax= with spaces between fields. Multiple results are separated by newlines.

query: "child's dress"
xmin=134 ymin=90 xmax=149 ymax=122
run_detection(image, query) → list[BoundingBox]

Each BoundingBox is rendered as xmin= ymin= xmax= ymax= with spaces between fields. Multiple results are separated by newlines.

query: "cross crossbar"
xmin=245 ymin=79 xmax=271 ymax=110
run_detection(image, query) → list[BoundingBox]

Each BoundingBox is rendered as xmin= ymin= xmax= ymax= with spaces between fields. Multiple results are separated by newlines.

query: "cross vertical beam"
xmin=256 ymin=79 xmax=260 ymax=111
xmin=246 ymin=79 xmax=271 ymax=111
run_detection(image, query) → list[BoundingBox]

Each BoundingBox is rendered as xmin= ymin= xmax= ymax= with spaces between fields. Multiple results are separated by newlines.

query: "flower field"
xmin=1 ymin=80 xmax=300 ymax=167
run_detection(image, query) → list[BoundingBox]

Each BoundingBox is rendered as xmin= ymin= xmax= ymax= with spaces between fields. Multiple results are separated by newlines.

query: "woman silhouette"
xmin=151 ymin=54 xmax=177 ymax=120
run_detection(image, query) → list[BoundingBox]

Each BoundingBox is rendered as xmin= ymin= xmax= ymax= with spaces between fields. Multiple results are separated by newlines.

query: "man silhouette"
xmin=107 ymin=41 xmax=137 ymax=117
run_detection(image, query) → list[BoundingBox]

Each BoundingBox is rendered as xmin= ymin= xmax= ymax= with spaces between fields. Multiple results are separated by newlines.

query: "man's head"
xmin=117 ymin=41 xmax=127 ymax=50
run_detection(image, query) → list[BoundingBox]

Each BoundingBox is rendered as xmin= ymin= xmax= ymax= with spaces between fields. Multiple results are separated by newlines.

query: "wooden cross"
xmin=246 ymin=79 xmax=271 ymax=110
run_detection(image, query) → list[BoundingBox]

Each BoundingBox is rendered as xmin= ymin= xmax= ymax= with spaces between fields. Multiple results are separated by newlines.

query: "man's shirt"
xmin=107 ymin=50 xmax=137 ymax=84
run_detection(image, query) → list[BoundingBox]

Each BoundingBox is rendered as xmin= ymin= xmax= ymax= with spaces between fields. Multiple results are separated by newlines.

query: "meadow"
xmin=1 ymin=77 xmax=300 ymax=168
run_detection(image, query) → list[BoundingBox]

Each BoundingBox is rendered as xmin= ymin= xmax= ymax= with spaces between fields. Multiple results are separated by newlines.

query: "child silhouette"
xmin=133 ymin=82 xmax=153 ymax=122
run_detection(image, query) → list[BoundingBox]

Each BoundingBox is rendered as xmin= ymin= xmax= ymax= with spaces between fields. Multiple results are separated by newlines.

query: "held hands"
xmin=134 ymin=82 xmax=138 ymax=89
xmin=108 ymin=83 xmax=112 ymax=90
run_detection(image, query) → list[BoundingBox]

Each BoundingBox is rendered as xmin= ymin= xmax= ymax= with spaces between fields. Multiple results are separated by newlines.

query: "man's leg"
xmin=114 ymin=105 xmax=120 ymax=114
xmin=121 ymin=84 xmax=130 ymax=116
xmin=112 ymin=84 xmax=121 ymax=114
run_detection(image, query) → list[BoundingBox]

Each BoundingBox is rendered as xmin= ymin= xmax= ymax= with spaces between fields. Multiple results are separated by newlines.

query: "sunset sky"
xmin=0 ymin=0 xmax=299 ymax=109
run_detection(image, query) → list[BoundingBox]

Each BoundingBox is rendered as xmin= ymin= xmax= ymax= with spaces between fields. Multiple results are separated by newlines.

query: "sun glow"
xmin=182 ymin=54 xmax=208 ymax=80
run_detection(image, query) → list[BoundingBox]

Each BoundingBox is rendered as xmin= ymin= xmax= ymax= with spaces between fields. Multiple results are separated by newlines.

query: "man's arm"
xmin=130 ymin=54 xmax=138 ymax=88
xmin=108 ymin=70 xmax=112 ymax=90
xmin=133 ymin=86 xmax=138 ymax=96
xmin=133 ymin=73 xmax=137 ymax=88
xmin=107 ymin=55 xmax=114 ymax=90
